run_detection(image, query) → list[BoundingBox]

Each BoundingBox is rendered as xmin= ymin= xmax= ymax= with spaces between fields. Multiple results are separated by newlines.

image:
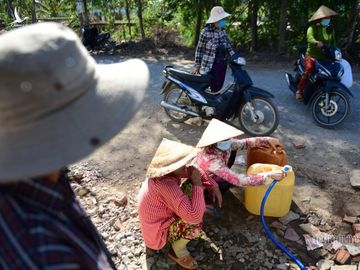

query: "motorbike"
xmin=285 ymin=45 xmax=353 ymax=128
xmin=81 ymin=25 xmax=116 ymax=53
xmin=160 ymin=54 xmax=279 ymax=136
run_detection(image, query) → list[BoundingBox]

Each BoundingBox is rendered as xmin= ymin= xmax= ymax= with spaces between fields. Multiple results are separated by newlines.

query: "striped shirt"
xmin=137 ymin=175 xmax=205 ymax=250
xmin=191 ymin=137 xmax=272 ymax=187
xmin=195 ymin=25 xmax=235 ymax=74
xmin=0 ymin=170 xmax=115 ymax=270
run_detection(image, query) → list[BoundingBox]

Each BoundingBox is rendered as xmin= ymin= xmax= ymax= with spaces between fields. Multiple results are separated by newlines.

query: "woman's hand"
xmin=211 ymin=186 xmax=223 ymax=208
xmin=192 ymin=65 xmax=200 ymax=74
xmin=262 ymin=170 xmax=287 ymax=185
xmin=316 ymin=41 xmax=324 ymax=48
xmin=190 ymin=167 xmax=202 ymax=186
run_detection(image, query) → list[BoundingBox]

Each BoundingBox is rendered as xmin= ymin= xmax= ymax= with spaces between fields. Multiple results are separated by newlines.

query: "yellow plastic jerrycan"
xmin=245 ymin=163 xmax=295 ymax=217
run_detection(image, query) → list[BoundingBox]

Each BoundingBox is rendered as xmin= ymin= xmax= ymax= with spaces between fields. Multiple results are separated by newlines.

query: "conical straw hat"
xmin=309 ymin=5 xmax=337 ymax=22
xmin=146 ymin=138 xmax=199 ymax=178
xmin=196 ymin=119 xmax=244 ymax=148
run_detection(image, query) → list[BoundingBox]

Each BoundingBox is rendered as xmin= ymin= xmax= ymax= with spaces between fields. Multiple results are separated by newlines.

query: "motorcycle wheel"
xmin=163 ymin=85 xmax=192 ymax=123
xmin=311 ymin=89 xmax=351 ymax=128
xmin=101 ymin=40 xmax=115 ymax=53
xmin=238 ymin=96 xmax=279 ymax=136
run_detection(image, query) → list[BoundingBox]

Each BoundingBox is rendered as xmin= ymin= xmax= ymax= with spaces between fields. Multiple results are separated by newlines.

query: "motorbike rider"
xmin=295 ymin=5 xmax=337 ymax=100
xmin=82 ymin=24 xmax=99 ymax=51
xmin=193 ymin=6 xmax=235 ymax=93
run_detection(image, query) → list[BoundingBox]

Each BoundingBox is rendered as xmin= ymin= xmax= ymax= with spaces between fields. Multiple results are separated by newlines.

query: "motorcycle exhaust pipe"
xmin=160 ymin=101 xmax=200 ymax=117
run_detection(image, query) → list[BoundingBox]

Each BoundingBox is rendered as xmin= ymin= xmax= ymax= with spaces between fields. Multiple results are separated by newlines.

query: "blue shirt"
xmin=0 ymin=169 xmax=116 ymax=270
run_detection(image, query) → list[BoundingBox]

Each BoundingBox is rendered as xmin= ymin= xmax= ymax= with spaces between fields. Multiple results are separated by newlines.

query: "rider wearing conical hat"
xmin=296 ymin=5 xmax=338 ymax=100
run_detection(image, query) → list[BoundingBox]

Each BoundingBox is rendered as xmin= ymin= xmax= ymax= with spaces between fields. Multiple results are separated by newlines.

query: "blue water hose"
xmin=260 ymin=166 xmax=307 ymax=270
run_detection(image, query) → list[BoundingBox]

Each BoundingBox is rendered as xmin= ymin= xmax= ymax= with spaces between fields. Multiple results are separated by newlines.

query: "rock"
xmin=345 ymin=244 xmax=360 ymax=256
xmin=299 ymin=223 xmax=321 ymax=236
xmin=279 ymin=211 xmax=300 ymax=225
xmin=288 ymin=262 xmax=301 ymax=270
xmin=264 ymin=260 xmax=273 ymax=269
xmin=308 ymin=248 xmax=328 ymax=260
xmin=316 ymin=259 xmax=335 ymax=270
xmin=284 ymin=227 xmax=300 ymax=242
xmin=111 ymin=194 xmax=128 ymax=207
xmin=335 ymin=249 xmax=351 ymax=265
xmin=353 ymin=233 xmax=360 ymax=245
xmin=301 ymin=196 xmax=311 ymax=203
xmin=113 ymin=219 xmax=124 ymax=231
xmin=330 ymin=266 xmax=357 ymax=270
xmin=275 ymin=263 xmax=288 ymax=270
xmin=308 ymin=212 xmax=322 ymax=226
xmin=352 ymin=224 xmax=360 ymax=234
xmin=292 ymin=140 xmax=306 ymax=149
xmin=270 ymin=221 xmax=287 ymax=231
xmin=77 ymin=188 xmax=89 ymax=197
xmin=343 ymin=215 xmax=358 ymax=224
xmin=325 ymin=240 xmax=344 ymax=253
xmin=343 ymin=201 xmax=360 ymax=217
xmin=184 ymin=117 xmax=203 ymax=126
xmin=304 ymin=234 xmax=323 ymax=251
xmin=349 ymin=169 xmax=360 ymax=188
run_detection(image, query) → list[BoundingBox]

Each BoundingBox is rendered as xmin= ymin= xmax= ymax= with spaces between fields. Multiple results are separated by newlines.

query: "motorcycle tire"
xmin=238 ymin=96 xmax=279 ymax=136
xmin=101 ymin=40 xmax=115 ymax=53
xmin=163 ymin=85 xmax=192 ymax=123
xmin=311 ymin=89 xmax=351 ymax=128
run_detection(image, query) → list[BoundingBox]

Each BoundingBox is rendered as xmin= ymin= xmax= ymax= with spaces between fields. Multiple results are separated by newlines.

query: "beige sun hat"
xmin=146 ymin=138 xmax=199 ymax=178
xmin=206 ymin=6 xmax=231 ymax=24
xmin=309 ymin=5 xmax=337 ymax=22
xmin=0 ymin=22 xmax=149 ymax=183
xmin=196 ymin=119 xmax=244 ymax=148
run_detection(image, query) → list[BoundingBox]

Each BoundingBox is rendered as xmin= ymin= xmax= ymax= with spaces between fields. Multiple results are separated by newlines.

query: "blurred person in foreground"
xmin=0 ymin=22 xmax=149 ymax=269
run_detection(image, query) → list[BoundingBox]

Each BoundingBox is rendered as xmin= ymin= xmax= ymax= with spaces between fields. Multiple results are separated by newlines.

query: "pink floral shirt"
xmin=191 ymin=137 xmax=271 ymax=187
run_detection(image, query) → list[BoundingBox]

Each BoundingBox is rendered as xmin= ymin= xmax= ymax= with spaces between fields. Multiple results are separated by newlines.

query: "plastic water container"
xmin=245 ymin=163 xmax=295 ymax=217
xmin=340 ymin=59 xmax=353 ymax=88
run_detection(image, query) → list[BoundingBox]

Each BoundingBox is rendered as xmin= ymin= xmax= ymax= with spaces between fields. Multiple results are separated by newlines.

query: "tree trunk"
xmin=5 ymin=0 xmax=14 ymax=19
xmin=31 ymin=0 xmax=36 ymax=23
xmin=193 ymin=2 xmax=203 ymax=46
xmin=278 ymin=0 xmax=287 ymax=53
xmin=82 ymin=0 xmax=89 ymax=26
xmin=136 ymin=0 xmax=145 ymax=39
xmin=125 ymin=0 xmax=132 ymax=39
xmin=249 ymin=0 xmax=258 ymax=52
xmin=345 ymin=0 xmax=359 ymax=50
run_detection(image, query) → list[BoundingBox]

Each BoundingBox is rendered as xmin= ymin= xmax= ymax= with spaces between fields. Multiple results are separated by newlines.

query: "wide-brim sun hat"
xmin=309 ymin=5 xmax=337 ymax=22
xmin=0 ymin=22 xmax=149 ymax=182
xmin=146 ymin=138 xmax=200 ymax=178
xmin=196 ymin=119 xmax=244 ymax=148
xmin=206 ymin=6 xmax=231 ymax=24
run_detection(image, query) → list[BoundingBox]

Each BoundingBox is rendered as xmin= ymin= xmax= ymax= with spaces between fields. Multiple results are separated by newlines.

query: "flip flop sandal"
xmin=205 ymin=206 xmax=224 ymax=221
xmin=295 ymin=91 xmax=304 ymax=101
xmin=168 ymin=250 xmax=199 ymax=269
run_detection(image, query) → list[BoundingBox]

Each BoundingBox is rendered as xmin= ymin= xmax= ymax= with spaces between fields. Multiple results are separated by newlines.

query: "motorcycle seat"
xmin=167 ymin=68 xmax=213 ymax=84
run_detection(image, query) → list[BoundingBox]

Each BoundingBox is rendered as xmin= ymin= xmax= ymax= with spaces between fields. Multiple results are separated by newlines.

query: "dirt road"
xmin=80 ymin=55 xmax=360 ymax=217
xmin=71 ymin=55 xmax=360 ymax=269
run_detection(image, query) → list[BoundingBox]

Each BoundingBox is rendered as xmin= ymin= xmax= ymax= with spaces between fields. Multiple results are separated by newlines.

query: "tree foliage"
xmin=0 ymin=0 xmax=359 ymax=59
